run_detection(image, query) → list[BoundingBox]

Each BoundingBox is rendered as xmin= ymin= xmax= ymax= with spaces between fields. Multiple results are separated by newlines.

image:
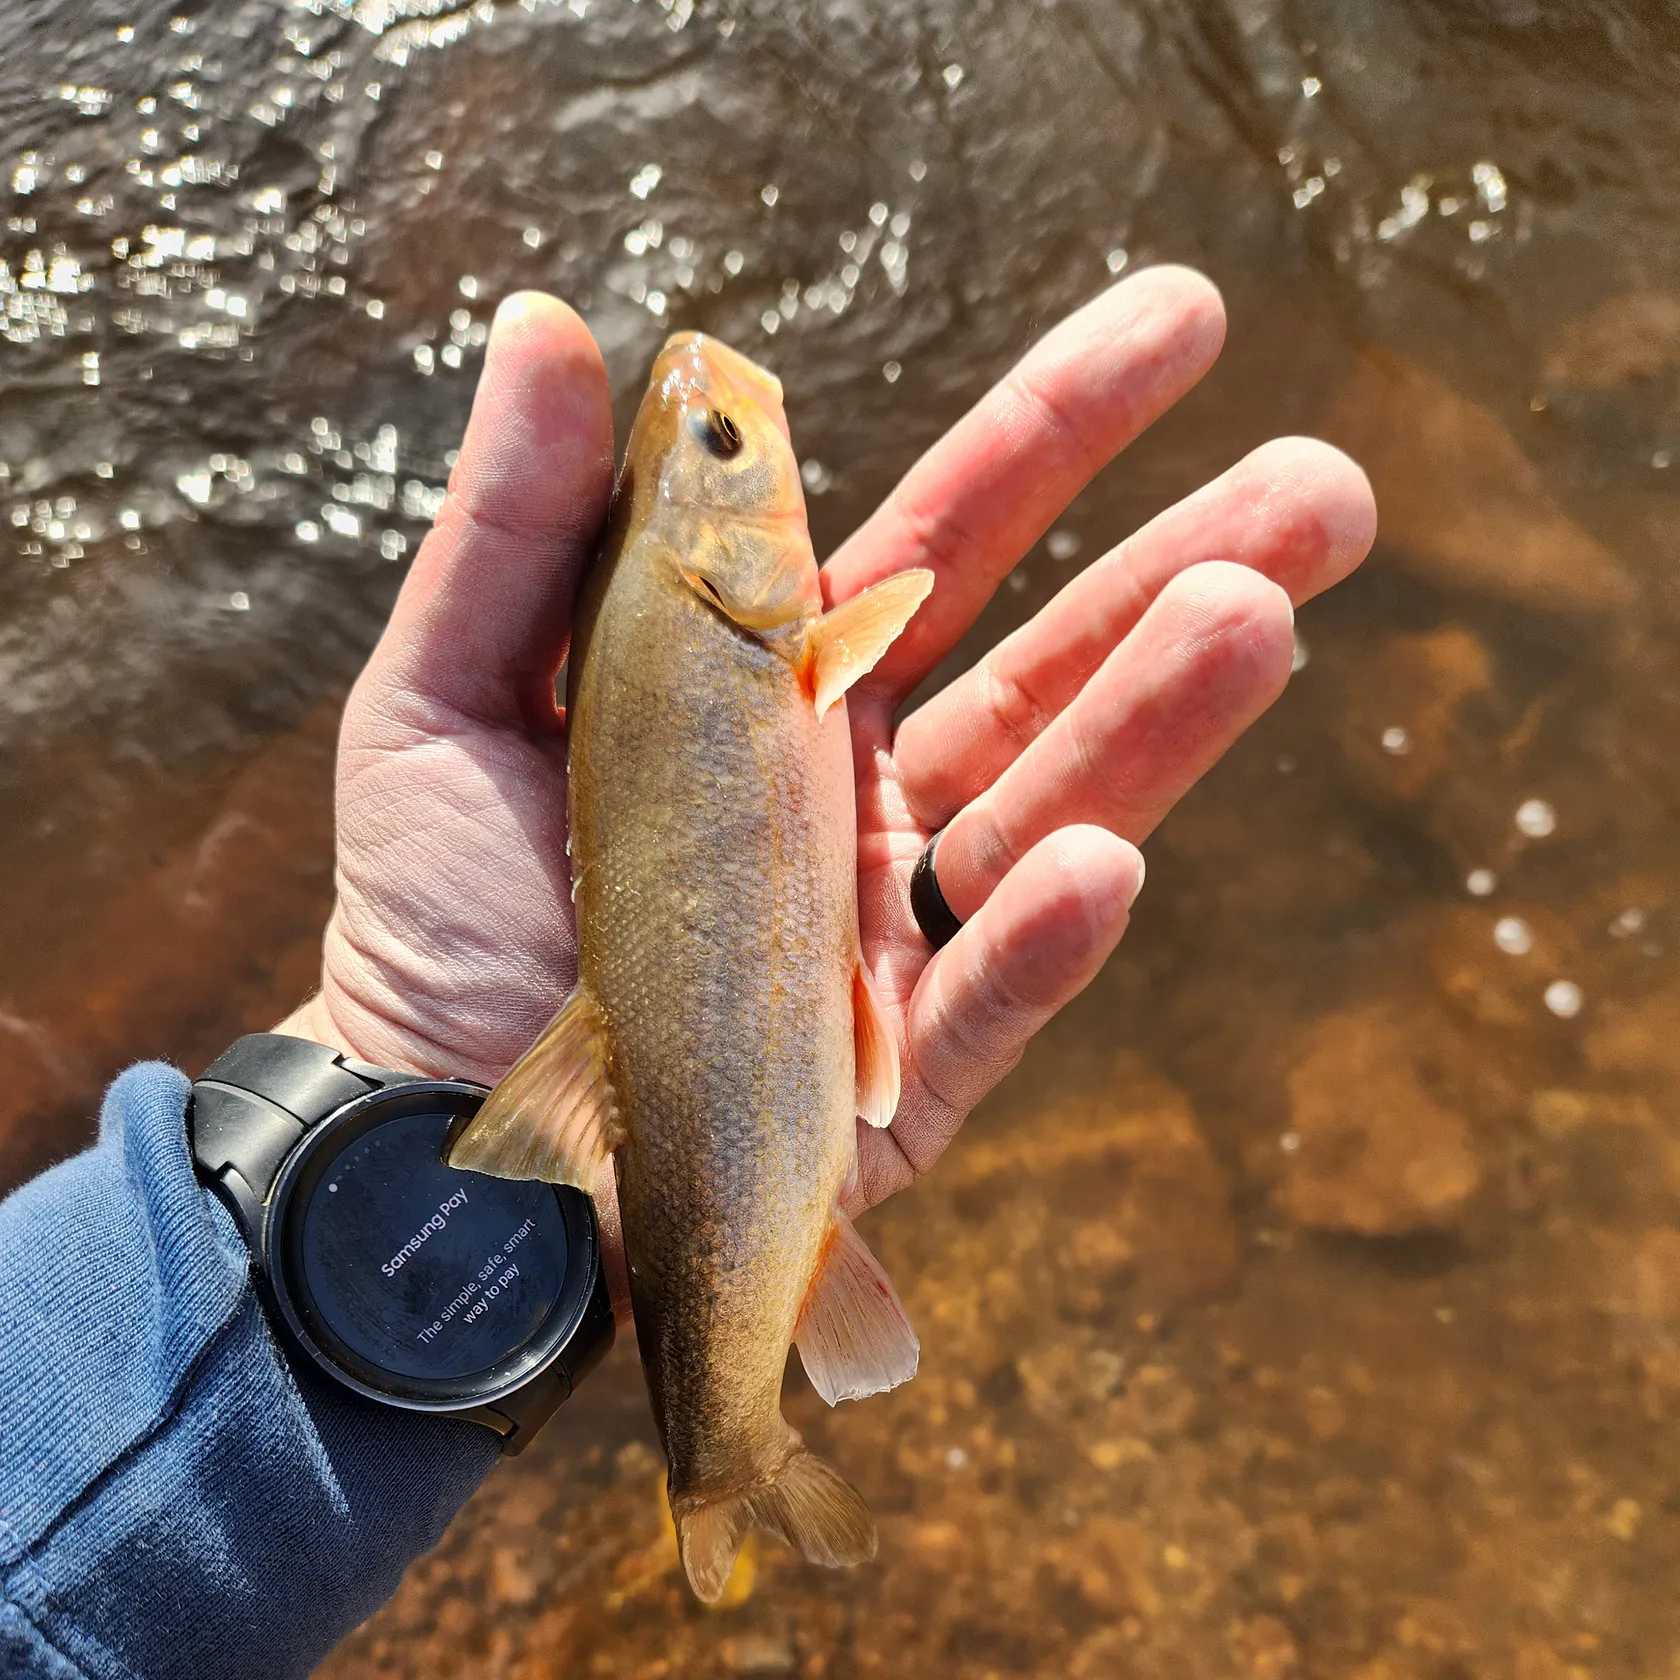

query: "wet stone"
xmin=1276 ymin=1008 xmax=1481 ymax=1237
xmin=1326 ymin=351 xmax=1635 ymax=613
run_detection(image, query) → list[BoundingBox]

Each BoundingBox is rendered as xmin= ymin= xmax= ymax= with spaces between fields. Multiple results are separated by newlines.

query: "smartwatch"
xmin=188 ymin=1032 xmax=614 ymax=1452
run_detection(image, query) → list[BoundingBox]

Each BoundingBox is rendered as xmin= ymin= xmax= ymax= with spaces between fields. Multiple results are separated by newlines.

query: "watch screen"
xmin=295 ymin=1110 xmax=567 ymax=1383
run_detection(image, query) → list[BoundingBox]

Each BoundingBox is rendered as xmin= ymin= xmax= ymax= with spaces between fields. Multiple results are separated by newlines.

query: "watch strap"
xmin=191 ymin=1032 xmax=428 ymax=1204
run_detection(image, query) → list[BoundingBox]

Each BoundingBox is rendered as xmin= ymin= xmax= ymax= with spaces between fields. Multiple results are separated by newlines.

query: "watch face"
xmin=267 ymin=1086 xmax=599 ymax=1408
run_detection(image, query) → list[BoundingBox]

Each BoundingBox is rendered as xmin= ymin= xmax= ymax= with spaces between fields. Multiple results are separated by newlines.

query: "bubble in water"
xmin=908 ymin=159 xmax=927 ymax=182
xmin=1381 ymin=726 xmax=1411 ymax=755
xmin=228 ymin=591 xmax=249 ymax=611
xmin=1466 ymin=868 xmax=1496 ymax=897
xmin=1514 ymin=798 xmax=1556 ymax=838
xmin=760 ymin=184 xmax=778 ymax=207
xmin=423 ymin=150 xmax=443 ymax=171
xmin=629 ymin=163 xmax=662 ymax=200
xmin=1301 ymin=75 xmax=1322 ymax=97
xmin=1544 ymin=980 xmax=1582 ymax=1019
xmin=760 ymin=310 xmax=779 ymax=335
xmin=882 ymin=360 xmax=901 ymax=383
xmin=945 ymin=1445 xmax=967 ymax=1469
xmin=1046 ymin=529 xmax=1081 ymax=562
xmin=523 ymin=227 xmax=542 ymax=248
xmin=1106 ymin=248 xmax=1128 ymax=274
xmin=800 ymin=459 xmax=832 ymax=494
xmin=296 ymin=520 xmax=320 ymax=543
xmin=942 ymin=64 xmax=964 ymax=89
xmin=1609 ymin=907 xmax=1648 ymax=939
xmin=458 ymin=276 xmax=478 ymax=299
xmin=723 ymin=249 xmax=744 ymax=276
xmin=1494 ymin=916 xmax=1533 ymax=956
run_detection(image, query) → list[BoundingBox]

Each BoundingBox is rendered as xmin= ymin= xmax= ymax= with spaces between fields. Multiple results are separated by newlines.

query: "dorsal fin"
xmin=446 ymin=987 xmax=623 ymax=1188
xmin=804 ymin=570 xmax=935 ymax=718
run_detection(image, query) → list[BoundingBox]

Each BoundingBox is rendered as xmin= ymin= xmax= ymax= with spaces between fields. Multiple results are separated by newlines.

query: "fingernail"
xmin=491 ymin=291 xmax=537 ymax=337
xmin=1124 ymin=843 xmax=1146 ymax=908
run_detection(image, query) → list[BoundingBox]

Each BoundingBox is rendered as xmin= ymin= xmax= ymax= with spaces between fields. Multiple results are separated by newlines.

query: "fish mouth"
xmin=656 ymin=331 xmax=787 ymax=423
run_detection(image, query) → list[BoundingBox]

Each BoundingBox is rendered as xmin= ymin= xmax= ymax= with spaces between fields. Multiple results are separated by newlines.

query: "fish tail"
xmin=673 ymin=1446 xmax=876 ymax=1603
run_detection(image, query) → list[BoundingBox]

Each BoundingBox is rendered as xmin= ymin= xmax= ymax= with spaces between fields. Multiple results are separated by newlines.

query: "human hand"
xmin=280 ymin=268 xmax=1375 ymax=1228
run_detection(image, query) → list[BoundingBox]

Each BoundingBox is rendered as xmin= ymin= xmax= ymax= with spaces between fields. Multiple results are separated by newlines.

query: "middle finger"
xmin=930 ymin=561 xmax=1296 ymax=923
xmin=895 ymin=434 xmax=1374 ymax=829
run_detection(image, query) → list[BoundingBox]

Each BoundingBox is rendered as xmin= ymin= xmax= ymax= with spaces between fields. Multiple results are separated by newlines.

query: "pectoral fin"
xmin=446 ymin=987 xmax=623 ymax=1189
xmin=805 ymin=570 xmax=935 ymax=719
xmin=794 ymin=1212 xmax=919 ymax=1406
xmin=853 ymin=958 xmax=900 ymax=1129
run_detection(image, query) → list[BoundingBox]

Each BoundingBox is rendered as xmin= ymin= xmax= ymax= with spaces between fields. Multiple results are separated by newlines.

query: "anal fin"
xmin=853 ymin=958 xmax=900 ymax=1129
xmin=805 ymin=570 xmax=935 ymax=719
xmin=446 ymin=986 xmax=623 ymax=1189
xmin=794 ymin=1212 xmax=919 ymax=1406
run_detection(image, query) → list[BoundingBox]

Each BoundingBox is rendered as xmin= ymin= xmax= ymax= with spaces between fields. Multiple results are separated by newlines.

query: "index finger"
xmin=821 ymin=264 xmax=1226 ymax=704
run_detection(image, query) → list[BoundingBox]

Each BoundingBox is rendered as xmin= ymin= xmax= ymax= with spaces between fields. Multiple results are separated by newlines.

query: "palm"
xmin=298 ymin=274 xmax=1374 ymax=1219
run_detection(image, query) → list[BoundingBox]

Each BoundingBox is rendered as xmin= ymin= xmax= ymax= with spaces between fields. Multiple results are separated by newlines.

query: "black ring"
xmin=910 ymin=828 xmax=964 ymax=950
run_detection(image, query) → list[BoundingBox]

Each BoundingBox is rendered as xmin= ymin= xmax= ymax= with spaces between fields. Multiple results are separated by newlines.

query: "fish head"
xmin=626 ymin=331 xmax=821 ymax=636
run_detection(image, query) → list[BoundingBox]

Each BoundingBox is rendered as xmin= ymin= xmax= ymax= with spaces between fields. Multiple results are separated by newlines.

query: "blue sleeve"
xmin=0 ymin=1064 xmax=500 ymax=1680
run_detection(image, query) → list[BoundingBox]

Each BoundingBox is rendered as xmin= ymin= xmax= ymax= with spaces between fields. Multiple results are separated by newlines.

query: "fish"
xmin=447 ymin=330 xmax=934 ymax=1601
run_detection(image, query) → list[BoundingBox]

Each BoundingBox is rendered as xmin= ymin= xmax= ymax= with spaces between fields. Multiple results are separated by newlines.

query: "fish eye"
xmin=690 ymin=407 xmax=744 ymax=457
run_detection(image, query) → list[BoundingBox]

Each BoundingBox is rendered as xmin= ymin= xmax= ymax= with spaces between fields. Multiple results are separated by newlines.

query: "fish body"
xmin=450 ymin=332 xmax=932 ymax=1599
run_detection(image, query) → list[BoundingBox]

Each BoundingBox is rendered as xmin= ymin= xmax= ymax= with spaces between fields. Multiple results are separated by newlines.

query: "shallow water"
xmin=6 ymin=1 xmax=1680 ymax=1674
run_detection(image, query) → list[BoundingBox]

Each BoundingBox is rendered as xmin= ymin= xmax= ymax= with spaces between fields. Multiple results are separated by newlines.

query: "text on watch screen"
xmin=298 ymin=1111 xmax=566 ymax=1382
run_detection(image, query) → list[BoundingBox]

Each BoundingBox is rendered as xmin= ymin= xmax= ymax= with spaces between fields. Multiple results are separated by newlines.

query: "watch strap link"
xmin=191 ymin=1032 xmax=425 ymax=1205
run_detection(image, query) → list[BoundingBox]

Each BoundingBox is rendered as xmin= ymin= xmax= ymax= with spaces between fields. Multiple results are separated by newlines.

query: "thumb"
xmin=360 ymin=292 xmax=615 ymax=734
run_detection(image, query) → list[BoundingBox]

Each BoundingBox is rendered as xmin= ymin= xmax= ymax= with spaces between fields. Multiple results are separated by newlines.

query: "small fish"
xmin=449 ymin=331 xmax=933 ymax=1601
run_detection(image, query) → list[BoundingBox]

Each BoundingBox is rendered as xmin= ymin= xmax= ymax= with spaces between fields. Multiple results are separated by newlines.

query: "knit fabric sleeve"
xmin=0 ymin=1063 xmax=499 ymax=1680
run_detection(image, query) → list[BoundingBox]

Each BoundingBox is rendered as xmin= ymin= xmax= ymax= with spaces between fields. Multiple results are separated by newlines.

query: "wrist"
xmin=271 ymin=993 xmax=350 ymax=1056
xmin=271 ymin=988 xmax=634 ymax=1326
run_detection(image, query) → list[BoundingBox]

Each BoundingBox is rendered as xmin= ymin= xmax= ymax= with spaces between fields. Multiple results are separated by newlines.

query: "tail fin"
xmin=673 ymin=1447 xmax=877 ymax=1603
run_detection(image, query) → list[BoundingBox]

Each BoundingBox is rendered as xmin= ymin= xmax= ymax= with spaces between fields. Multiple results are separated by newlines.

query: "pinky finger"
xmin=853 ymin=824 xmax=1145 ymax=1210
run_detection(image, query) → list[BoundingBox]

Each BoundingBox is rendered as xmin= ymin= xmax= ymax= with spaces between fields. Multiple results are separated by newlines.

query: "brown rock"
xmin=1042 ymin=1516 xmax=1160 ymax=1618
xmin=1513 ymin=1640 xmax=1571 ymax=1680
xmin=1425 ymin=904 xmax=1580 ymax=1033
xmin=946 ymin=1054 xmax=1240 ymax=1308
xmin=1334 ymin=625 xmax=1493 ymax=803
xmin=1325 ymin=351 xmax=1634 ymax=613
xmin=1543 ymin=291 xmax=1680 ymax=389
xmin=1234 ymin=1614 xmax=1300 ymax=1680
xmin=1584 ymin=985 xmax=1680 ymax=1084
xmin=1605 ymin=1226 xmax=1680 ymax=1390
xmin=1277 ymin=1009 xmax=1481 ymax=1236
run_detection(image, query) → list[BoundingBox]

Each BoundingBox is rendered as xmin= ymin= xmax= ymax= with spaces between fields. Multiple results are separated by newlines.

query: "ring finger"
xmin=927 ymin=560 xmax=1296 ymax=923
